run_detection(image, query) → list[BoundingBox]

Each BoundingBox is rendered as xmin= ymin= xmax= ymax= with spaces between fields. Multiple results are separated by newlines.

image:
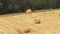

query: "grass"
xmin=0 ymin=9 xmax=60 ymax=34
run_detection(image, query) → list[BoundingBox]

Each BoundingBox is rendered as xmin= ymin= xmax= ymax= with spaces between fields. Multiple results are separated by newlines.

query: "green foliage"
xmin=0 ymin=0 xmax=60 ymax=14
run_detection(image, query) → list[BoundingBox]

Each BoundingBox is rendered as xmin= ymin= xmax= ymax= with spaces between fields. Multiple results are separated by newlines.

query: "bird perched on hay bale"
xmin=34 ymin=18 xmax=41 ymax=24
xmin=26 ymin=9 xmax=32 ymax=14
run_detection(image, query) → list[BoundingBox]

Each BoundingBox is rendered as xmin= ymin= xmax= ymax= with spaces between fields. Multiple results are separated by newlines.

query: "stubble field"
xmin=0 ymin=9 xmax=60 ymax=34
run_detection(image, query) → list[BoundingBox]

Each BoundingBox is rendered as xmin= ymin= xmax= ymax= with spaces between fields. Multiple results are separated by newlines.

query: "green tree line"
xmin=0 ymin=0 xmax=60 ymax=14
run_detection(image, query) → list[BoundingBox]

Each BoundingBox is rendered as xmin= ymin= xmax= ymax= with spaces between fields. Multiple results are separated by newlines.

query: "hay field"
xmin=0 ymin=9 xmax=60 ymax=34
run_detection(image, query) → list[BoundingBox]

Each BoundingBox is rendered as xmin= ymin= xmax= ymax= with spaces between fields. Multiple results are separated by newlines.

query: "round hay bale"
xmin=24 ymin=28 xmax=31 ymax=33
xmin=26 ymin=9 xmax=32 ymax=14
xmin=34 ymin=18 xmax=41 ymax=24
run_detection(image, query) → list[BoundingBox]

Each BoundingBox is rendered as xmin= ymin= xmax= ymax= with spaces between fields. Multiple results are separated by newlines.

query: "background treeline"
xmin=0 ymin=0 xmax=60 ymax=14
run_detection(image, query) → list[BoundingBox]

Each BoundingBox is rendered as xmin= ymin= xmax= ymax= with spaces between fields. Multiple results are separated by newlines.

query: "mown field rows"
xmin=0 ymin=9 xmax=60 ymax=34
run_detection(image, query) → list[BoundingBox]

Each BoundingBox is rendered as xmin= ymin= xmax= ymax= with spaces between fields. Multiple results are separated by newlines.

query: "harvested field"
xmin=0 ymin=9 xmax=60 ymax=34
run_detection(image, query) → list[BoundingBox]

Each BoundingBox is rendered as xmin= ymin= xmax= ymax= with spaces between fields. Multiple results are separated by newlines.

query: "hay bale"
xmin=26 ymin=9 xmax=32 ymax=14
xmin=34 ymin=18 xmax=41 ymax=24
xmin=24 ymin=28 xmax=31 ymax=33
